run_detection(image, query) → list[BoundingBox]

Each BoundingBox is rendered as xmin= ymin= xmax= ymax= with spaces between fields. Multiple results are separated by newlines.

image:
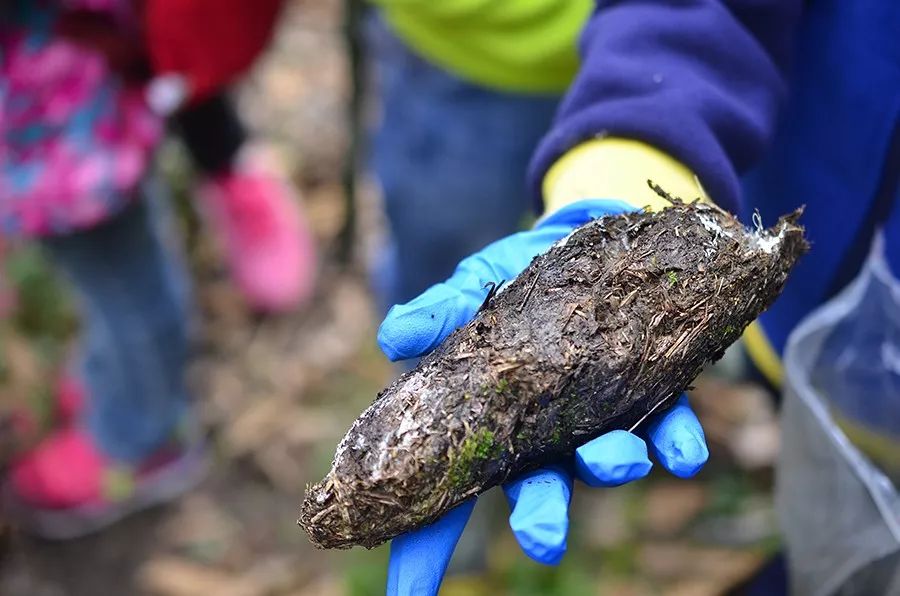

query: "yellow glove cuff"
xmin=542 ymin=138 xmax=709 ymax=214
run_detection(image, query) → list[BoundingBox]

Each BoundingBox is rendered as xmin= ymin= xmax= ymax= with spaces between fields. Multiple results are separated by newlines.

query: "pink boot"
xmin=7 ymin=424 xmax=206 ymax=540
xmin=197 ymin=147 xmax=316 ymax=312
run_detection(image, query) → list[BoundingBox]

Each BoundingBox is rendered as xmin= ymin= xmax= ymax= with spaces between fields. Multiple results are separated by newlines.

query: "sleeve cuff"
xmin=542 ymin=138 xmax=710 ymax=215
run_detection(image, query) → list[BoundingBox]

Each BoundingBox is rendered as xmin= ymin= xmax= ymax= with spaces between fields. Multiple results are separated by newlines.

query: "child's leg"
xmin=41 ymin=175 xmax=192 ymax=463
xmin=173 ymin=92 xmax=247 ymax=176
xmin=366 ymin=18 xmax=561 ymax=311
xmin=365 ymin=16 xmax=562 ymax=577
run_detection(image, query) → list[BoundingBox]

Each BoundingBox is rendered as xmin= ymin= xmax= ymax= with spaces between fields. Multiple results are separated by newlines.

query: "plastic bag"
xmin=777 ymin=234 xmax=900 ymax=596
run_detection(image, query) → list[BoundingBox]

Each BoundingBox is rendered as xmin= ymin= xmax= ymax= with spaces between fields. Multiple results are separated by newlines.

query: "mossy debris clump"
xmin=300 ymin=200 xmax=807 ymax=549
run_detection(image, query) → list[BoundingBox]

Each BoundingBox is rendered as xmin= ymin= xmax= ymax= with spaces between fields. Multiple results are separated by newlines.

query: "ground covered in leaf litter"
xmin=0 ymin=1 xmax=782 ymax=594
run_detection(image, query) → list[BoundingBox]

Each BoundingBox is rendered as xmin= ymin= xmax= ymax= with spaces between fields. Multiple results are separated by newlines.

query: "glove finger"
xmin=377 ymin=281 xmax=473 ymax=361
xmin=386 ymin=499 xmax=476 ymax=596
xmin=502 ymin=466 xmax=573 ymax=565
xmin=646 ymin=394 xmax=709 ymax=478
xmin=452 ymin=226 xmax=573 ymax=283
xmin=377 ymin=226 xmax=570 ymax=361
xmin=575 ymin=429 xmax=653 ymax=487
xmin=535 ymin=199 xmax=641 ymax=228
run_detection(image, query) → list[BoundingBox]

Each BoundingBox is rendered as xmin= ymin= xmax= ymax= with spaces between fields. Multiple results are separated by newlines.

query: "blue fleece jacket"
xmin=530 ymin=0 xmax=803 ymax=213
xmin=530 ymin=0 xmax=900 ymax=357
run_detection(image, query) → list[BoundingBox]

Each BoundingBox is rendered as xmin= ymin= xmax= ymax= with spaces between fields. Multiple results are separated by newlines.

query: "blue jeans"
xmin=41 ymin=176 xmax=192 ymax=463
xmin=367 ymin=19 xmax=562 ymax=310
xmin=365 ymin=18 xmax=563 ymax=575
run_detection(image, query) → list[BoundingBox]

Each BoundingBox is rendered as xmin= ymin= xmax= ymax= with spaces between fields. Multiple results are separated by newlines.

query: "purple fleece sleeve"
xmin=528 ymin=0 xmax=804 ymax=213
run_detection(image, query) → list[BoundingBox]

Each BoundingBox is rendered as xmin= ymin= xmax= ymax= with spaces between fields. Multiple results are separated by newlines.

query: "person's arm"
xmin=383 ymin=3 xmax=804 ymax=594
xmin=531 ymin=0 xmax=804 ymax=215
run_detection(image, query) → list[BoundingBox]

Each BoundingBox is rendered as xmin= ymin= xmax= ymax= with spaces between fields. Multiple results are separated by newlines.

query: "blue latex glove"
xmin=379 ymin=200 xmax=709 ymax=596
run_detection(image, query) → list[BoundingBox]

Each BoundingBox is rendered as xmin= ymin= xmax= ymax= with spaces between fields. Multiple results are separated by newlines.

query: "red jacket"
xmin=143 ymin=0 xmax=283 ymax=101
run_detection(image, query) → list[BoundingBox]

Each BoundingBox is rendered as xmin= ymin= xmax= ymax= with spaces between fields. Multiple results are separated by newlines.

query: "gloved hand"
xmin=378 ymin=199 xmax=710 ymax=596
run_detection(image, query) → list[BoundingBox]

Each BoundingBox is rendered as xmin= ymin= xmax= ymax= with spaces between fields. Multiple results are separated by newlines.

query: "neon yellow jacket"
xmin=371 ymin=0 xmax=592 ymax=94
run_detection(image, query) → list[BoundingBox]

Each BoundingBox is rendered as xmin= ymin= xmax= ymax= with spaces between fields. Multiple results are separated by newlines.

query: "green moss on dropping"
xmin=495 ymin=379 xmax=510 ymax=394
xmin=447 ymin=429 xmax=500 ymax=489
xmin=551 ymin=428 xmax=563 ymax=445
xmin=667 ymin=271 xmax=678 ymax=286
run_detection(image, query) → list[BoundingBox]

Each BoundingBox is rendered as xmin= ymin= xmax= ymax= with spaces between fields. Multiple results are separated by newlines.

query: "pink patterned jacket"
xmin=0 ymin=0 xmax=162 ymax=238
